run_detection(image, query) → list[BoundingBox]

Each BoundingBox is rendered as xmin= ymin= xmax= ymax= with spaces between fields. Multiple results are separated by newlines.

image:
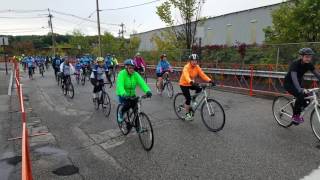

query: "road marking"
xmin=301 ymin=166 xmax=320 ymax=180
xmin=7 ymin=70 xmax=13 ymax=96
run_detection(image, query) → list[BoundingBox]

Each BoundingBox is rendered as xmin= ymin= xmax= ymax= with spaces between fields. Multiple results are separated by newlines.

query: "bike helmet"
xmin=299 ymin=48 xmax=315 ymax=55
xmin=124 ymin=59 xmax=135 ymax=66
xmin=160 ymin=54 xmax=167 ymax=59
xmin=188 ymin=54 xmax=199 ymax=60
xmin=96 ymin=57 xmax=104 ymax=62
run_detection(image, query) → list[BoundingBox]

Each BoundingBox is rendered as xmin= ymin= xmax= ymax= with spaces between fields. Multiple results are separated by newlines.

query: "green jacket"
xmin=116 ymin=69 xmax=150 ymax=97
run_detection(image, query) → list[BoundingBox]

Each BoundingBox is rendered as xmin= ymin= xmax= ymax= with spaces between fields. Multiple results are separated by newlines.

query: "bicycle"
xmin=80 ymin=69 xmax=86 ymax=86
xmin=61 ymin=75 xmax=74 ymax=99
xmin=272 ymin=88 xmax=320 ymax=141
xmin=173 ymin=83 xmax=226 ymax=132
xmin=39 ymin=64 xmax=45 ymax=77
xmin=93 ymin=82 xmax=111 ymax=117
xmin=28 ymin=67 xmax=33 ymax=80
xmin=75 ymin=70 xmax=81 ymax=85
xmin=156 ymin=72 xmax=174 ymax=98
xmin=116 ymin=95 xmax=154 ymax=151
xmin=136 ymin=67 xmax=147 ymax=83
xmin=108 ymin=67 xmax=116 ymax=83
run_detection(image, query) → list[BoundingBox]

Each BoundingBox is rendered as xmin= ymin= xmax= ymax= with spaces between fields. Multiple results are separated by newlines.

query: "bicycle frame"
xmin=280 ymin=88 xmax=320 ymax=119
xmin=191 ymin=87 xmax=213 ymax=115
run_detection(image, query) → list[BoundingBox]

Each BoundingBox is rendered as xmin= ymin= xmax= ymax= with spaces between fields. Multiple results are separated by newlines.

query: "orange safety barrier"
xmin=13 ymin=59 xmax=33 ymax=180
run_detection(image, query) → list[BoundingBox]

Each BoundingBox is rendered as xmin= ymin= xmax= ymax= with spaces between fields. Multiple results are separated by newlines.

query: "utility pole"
xmin=48 ymin=9 xmax=56 ymax=57
xmin=119 ymin=23 xmax=125 ymax=38
xmin=96 ymin=0 xmax=102 ymax=57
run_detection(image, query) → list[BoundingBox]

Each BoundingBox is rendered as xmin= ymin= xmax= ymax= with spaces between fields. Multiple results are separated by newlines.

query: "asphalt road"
xmin=8 ymin=67 xmax=320 ymax=179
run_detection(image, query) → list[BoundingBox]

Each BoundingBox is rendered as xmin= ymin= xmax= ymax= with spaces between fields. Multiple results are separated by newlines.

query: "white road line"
xmin=301 ymin=166 xmax=320 ymax=180
xmin=7 ymin=69 xmax=13 ymax=96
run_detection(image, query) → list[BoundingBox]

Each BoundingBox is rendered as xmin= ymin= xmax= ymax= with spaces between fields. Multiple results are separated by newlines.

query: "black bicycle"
xmin=116 ymin=95 xmax=154 ymax=151
xmin=61 ymin=75 xmax=74 ymax=99
xmin=39 ymin=64 xmax=45 ymax=77
xmin=156 ymin=72 xmax=174 ymax=98
xmin=93 ymin=82 xmax=111 ymax=117
xmin=80 ymin=69 xmax=86 ymax=85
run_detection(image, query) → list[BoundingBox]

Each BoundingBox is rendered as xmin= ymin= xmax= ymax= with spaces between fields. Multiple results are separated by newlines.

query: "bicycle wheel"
xmin=102 ymin=92 xmax=111 ymax=117
xmin=166 ymin=82 xmax=174 ymax=98
xmin=155 ymin=79 xmax=162 ymax=94
xmin=200 ymin=99 xmax=225 ymax=132
xmin=76 ymin=75 xmax=80 ymax=85
xmin=116 ymin=104 xmax=130 ymax=135
xmin=272 ymin=96 xmax=293 ymax=128
xmin=137 ymin=112 xmax=154 ymax=151
xmin=67 ymin=83 xmax=74 ymax=99
xmin=81 ymin=74 xmax=86 ymax=85
xmin=94 ymin=96 xmax=99 ymax=110
xmin=173 ymin=93 xmax=187 ymax=120
xmin=310 ymin=106 xmax=320 ymax=141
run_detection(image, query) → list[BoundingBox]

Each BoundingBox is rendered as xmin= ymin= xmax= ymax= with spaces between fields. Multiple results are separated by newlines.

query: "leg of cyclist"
xmin=284 ymin=83 xmax=306 ymax=123
xmin=105 ymin=71 xmax=113 ymax=88
xmin=90 ymin=78 xmax=99 ymax=101
xmin=156 ymin=72 xmax=163 ymax=93
xmin=180 ymin=86 xmax=193 ymax=120
xmin=118 ymin=97 xmax=135 ymax=125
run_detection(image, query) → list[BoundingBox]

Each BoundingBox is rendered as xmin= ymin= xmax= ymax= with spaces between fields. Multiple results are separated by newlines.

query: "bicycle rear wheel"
xmin=102 ymin=92 xmax=111 ymax=117
xmin=137 ymin=112 xmax=154 ymax=151
xmin=201 ymin=99 xmax=225 ymax=132
xmin=310 ymin=106 xmax=320 ymax=141
xmin=166 ymin=82 xmax=174 ymax=98
xmin=173 ymin=93 xmax=187 ymax=120
xmin=116 ymin=104 xmax=130 ymax=135
xmin=272 ymin=96 xmax=293 ymax=128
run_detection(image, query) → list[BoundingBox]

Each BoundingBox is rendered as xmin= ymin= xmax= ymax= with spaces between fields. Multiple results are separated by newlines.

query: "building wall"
xmin=133 ymin=3 xmax=281 ymax=51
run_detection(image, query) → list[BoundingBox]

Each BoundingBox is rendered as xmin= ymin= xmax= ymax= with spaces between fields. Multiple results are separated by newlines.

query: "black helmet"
xmin=188 ymin=54 xmax=199 ymax=60
xmin=299 ymin=48 xmax=315 ymax=55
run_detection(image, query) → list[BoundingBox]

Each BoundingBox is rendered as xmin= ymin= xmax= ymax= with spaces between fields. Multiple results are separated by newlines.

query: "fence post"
xmin=250 ymin=65 xmax=254 ymax=96
xmin=275 ymin=47 xmax=280 ymax=72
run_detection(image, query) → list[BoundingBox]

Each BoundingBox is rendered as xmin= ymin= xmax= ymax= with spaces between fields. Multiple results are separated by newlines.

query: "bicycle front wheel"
xmin=67 ymin=83 xmax=74 ymax=99
xmin=137 ymin=112 xmax=154 ymax=151
xmin=310 ymin=106 xmax=320 ymax=141
xmin=272 ymin=96 xmax=293 ymax=128
xmin=166 ymin=82 xmax=174 ymax=98
xmin=173 ymin=93 xmax=187 ymax=120
xmin=200 ymin=99 xmax=225 ymax=132
xmin=81 ymin=74 xmax=86 ymax=85
xmin=102 ymin=92 xmax=111 ymax=117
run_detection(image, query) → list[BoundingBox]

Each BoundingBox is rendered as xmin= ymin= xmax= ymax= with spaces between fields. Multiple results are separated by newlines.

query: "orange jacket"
xmin=179 ymin=63 xmax=211 ymax=86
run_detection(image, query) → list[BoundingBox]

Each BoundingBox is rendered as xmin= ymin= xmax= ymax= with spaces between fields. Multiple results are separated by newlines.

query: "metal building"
xmin=132 ymin=2 xmax=282 ymax=51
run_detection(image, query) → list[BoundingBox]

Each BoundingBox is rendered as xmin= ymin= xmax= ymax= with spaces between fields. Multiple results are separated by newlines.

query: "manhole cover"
xmin=52 ymin=165 xmax=79 ymax=176
xmin=0 ymin=156 xmax=22 ymax=165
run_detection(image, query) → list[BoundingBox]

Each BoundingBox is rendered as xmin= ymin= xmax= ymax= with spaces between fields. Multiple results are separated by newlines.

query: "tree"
xmin=265 ymin=0 xmax=320 ymax=43
xmin=156 ymin=0 xmax=205 ymax=49
xmin=69 ymin=30 xmax=92 ymax=55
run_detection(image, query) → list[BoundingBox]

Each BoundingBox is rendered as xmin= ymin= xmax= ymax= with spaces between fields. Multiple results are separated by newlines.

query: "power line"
xmin=0 ymin=9 xmax=48 ymax=13
xmin=100 ymin=0 xmax=161 ymax=11
xmin=0 ymin=16 xmax=47 ymax=19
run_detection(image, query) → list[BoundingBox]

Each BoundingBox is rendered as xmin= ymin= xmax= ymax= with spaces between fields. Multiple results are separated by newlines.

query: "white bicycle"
xmin=272 ymin=88 xmax=320 ymax=141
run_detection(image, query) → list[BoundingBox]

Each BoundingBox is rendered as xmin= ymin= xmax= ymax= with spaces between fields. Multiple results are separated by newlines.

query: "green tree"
xmin=156 ymin=0 xmax=205 ymax=49
xmin=69 ymin=30 xmax=92 ymax=55
xmin=265 ymin=0 xmax=320 ymax=43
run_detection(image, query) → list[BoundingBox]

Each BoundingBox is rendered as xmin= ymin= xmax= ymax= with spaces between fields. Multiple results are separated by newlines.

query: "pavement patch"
xmin=52 ymin=165 xmax=79 ymax=176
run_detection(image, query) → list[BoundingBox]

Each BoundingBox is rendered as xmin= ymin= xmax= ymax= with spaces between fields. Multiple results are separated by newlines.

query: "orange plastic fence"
xmin=14 ymin=60 xmax=33 ymax=180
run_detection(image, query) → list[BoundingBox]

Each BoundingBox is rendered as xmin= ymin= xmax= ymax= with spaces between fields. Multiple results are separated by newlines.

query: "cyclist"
xmin=59 ymin=58 xmax=75 ymax=89
xmin=52 ymin=55 xmax=62 ymax=78
xmin=104 ymin=54 xmax=114 ymax=87
xmin=133 ymin=52 xmax=146 ymax=74
xmin=156 ymin=54 xmax=173 ymax=92
xmin=116 ymin=59 xmax=152 ymax=124
xmin=74 ymin=59 xmax=82 ymax=78
xmin=179 ymin=54 xmax=215 ymax=121
xmin=26 ymin=56 xmax=35 ymax=79
xmin=37 ymin=57 xmax=46 ymax=74
xmin=90 ymin=57 xmax=109 ymax=102
xmin=112 ymin=54 xmax=119 ymax=70
xmin=284 ymin=48 xmax=320 ymax=124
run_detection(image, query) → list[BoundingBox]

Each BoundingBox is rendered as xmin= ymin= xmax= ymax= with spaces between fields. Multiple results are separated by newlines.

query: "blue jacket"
xmin=156 ymin=60 xmax=171 ymax=74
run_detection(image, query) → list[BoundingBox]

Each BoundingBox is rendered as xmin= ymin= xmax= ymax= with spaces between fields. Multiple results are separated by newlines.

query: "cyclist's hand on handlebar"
xmin=146 ymin=91 xmax=152 ymax=98
xmin=190 ymin=80 xmax=199 ymax=87
xmin=209 ymin=80 xmax=216 ymax=87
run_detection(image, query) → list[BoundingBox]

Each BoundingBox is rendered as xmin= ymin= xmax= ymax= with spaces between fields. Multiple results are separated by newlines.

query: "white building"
xmin=132 ymin=2 xmax=282 ymax=51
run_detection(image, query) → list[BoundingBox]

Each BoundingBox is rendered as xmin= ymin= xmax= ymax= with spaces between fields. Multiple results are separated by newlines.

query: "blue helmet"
xmin=124 ymin=59 xmax=135 ymax=66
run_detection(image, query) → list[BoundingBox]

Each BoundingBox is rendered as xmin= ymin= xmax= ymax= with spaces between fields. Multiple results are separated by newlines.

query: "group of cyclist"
xmin=20 ymin=55 xmax=49 ymax=79
xmin=21 ymin=47 xmax=318 ymax=127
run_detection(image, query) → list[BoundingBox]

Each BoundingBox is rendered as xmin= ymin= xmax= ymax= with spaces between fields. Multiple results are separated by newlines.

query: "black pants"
xmin=119 ymin=96 xmax=138 ymax=117
xmin=90 ymin=79 xmax=104 ymax=93
xmin=180 ymin=85 xmax=202 ymax=105
xmin=284 ymin=82 xmax=308 ymax=115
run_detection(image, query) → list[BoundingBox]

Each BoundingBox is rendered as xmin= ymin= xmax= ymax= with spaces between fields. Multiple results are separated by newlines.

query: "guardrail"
xmin=13 ymin=60 xmax=33 ymax=180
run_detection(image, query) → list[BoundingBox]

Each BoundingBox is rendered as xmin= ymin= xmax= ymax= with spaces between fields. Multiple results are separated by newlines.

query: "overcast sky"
xmin=0 ymin=0 xmax=284 ymax=36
